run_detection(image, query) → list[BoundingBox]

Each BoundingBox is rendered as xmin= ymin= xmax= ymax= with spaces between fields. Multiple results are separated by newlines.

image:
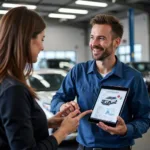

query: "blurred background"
xmin=0 ymin=0 xmax=150 ymax=149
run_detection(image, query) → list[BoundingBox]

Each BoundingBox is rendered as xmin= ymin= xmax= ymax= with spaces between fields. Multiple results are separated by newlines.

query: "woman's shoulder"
xmin=0 ymin=77 xmax=26 ymax=95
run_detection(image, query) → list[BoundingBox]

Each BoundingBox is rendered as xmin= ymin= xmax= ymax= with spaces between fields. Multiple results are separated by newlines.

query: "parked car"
xmin=37 ymin=58 xmax=75 ymax=72
xmin=101 ymin=96 xmax=117 ymax=105
xmin=28 ymin=69 xmax=67 ymax=100
xmin=127 ymin=62 xmax=150 ymax=94
xmin=27 ymin=69 xmax=77 ymax=140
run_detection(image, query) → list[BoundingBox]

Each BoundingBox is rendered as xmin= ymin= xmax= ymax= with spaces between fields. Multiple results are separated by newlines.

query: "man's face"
xmin=89 ymin=24 xmax=116 ymax=61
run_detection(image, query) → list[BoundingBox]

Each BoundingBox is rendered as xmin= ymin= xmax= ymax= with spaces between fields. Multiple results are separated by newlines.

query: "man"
xmin=51 ymin=14 xmax=150 ymax=150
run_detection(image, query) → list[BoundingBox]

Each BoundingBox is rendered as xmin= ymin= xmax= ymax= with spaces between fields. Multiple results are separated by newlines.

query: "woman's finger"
xmin=77 ymin=110 xmax=92 ymax=120
xmin=69 ymin=109 xmax=81 ymax=118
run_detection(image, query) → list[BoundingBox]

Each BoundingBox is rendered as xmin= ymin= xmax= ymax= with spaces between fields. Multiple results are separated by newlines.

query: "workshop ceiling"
xmin=0 ymin=0 xmax=150 ymax=27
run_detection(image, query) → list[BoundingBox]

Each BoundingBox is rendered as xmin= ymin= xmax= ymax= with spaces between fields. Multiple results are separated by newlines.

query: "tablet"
xmin=89 ymin=86 xmax=129 ymax=126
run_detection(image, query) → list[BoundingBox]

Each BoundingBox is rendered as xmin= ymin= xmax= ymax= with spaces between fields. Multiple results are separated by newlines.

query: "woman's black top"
xmin=0 ymin=77 xmax=58 ymax=150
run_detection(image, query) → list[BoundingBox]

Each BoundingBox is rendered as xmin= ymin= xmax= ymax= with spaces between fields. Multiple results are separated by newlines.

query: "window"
xmin=38 ymin=50 xmax=76 ymax=61
xmin=117 ymin=44 xmax=142 ymax=63
xmin=33 ymin=50 xmax=76 ymax=70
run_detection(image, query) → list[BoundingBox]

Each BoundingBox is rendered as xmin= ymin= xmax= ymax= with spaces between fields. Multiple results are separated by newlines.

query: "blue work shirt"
xmin=51 ymin=58 xmax=150 ymax=148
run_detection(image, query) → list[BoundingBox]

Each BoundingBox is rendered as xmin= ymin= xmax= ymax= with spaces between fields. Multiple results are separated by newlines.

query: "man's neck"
xmin=96 ymin=56 xmax=116 ymax=74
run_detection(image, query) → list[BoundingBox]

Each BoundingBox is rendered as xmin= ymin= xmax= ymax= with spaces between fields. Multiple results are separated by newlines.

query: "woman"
xmin=0 ymin=7 xmax=91 ymax=150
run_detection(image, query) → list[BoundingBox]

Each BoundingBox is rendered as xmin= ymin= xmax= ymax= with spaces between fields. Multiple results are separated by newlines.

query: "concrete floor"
xmin=132 ymin=129 xmax=150 ymax=150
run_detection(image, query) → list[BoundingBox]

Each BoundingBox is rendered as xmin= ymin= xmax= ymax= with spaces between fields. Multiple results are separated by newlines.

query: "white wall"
xmin=44 ymin=22 xmax=87 ymax=63
xmin=121 ymin=13 xmax=149 ymax=61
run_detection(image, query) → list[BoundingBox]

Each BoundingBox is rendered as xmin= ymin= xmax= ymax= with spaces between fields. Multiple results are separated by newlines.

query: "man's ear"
xmin=113 ymin=38 xmax=121 ymax=48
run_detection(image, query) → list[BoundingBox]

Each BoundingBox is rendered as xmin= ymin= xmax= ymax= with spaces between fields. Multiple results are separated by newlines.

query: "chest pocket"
xmin=77 ymin=84 xmax=100 ymax=110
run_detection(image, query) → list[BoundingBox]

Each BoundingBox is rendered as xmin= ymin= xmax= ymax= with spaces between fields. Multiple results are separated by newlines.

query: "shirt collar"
xmin=87 ymin=57 xmax=123 ymax=78
xmin=87 ymin=60 xmax=96 ymax=74
xmin=111 ymin=57 xmax=123 ymax=78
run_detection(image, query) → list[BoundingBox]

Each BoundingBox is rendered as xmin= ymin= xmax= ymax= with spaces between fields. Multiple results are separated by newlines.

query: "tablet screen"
xmin=89 ymin=86 xmax=129 ymax=126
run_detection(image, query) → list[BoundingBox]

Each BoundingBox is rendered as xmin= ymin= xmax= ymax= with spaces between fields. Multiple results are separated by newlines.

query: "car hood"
xmin=36 ymin=91 xmax=56 ymax=104
xmin=36 ymin=91 xmax=55 ymax=119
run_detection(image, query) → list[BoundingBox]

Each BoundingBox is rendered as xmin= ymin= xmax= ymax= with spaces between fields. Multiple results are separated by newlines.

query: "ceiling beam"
xmin=81 ymin=0 xmax=150 ymax=13
xmin=0 ymin=0 xmax=95 ymax=11
xmin=114 ymin=9 xmax=142 ymax=19
xmin=126 ymin=0 xmax=149 ymax=3
xmin=70 ymin=4 xmax=128 ymax=22
xmin=108 ymin=0 xmax=150 ymax=12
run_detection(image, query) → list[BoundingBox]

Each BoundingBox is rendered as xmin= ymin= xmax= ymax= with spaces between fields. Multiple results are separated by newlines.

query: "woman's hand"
xmin=53 ymin=109 xmax=92 ymax=144
xmin=48 ymin=112 xmax=63 ymax=129
xmin=48 ymin=106 xmax=80 ymax=128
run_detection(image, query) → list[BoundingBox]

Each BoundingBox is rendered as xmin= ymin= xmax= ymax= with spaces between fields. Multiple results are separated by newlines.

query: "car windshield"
xmin=28 ymin=73 xmax=64 ymax=91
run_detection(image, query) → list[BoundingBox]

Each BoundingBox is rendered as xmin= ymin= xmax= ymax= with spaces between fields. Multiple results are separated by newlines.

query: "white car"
xmin=101 ymin=96 xmax=117 ymax=105
xmin=27 ymin=69 xmax=77 ymax=140
xmin=28 ymin=69 xmax=67 ymax=101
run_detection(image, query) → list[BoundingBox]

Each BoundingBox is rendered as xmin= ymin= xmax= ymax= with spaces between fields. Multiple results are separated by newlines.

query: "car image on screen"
xmin=101 ymin=96 xmax=117 ymax=105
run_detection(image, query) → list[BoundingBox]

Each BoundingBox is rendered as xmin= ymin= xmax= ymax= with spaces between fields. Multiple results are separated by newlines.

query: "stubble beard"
xmin=92 ymin=43 xmax=113 ymax=61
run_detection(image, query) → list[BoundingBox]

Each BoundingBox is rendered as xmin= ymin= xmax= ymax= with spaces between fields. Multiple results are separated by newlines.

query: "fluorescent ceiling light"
xmin=58 ymin=8 xmax=88 ymax=14
xmin=48 ymin=13 xmax=76 ymax=19
xmin=2 ymin=3 xmax=37 ymax=9
xmin=75 ymin=0 xmax=108 ymax=7
xmin=0 ymin=10 xmax=8 ymax=14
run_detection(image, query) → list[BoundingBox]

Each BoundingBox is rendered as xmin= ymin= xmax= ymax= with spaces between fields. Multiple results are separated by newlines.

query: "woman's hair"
xmin=0 ymin=7 xmax=46 ymax=98
xmin=90 ymin=14 xmax=123 ymax=39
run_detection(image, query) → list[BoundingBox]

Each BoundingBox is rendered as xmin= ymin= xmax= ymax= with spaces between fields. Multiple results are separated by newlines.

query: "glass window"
xmin=126 ymin=46 xmax=130 ymax=54
xmin=120 ymin=55 xmax=126 ymax=62
xmin=56 ymin=51 xmax=65 ymax=58
xmin=134 ymin=53 xmax=141 ymax=61
xmin=66 ymin=51 xmax=76 ymax=61
xmin=45 ymin=51 xmax=56 ymax=59
xmin=117 ymin=44 xmax=142 ymax=63
xmin=126 ymin=55 xmax=130 ymax=62
xmin=118 ymin=46 xmax=125 ymax=54
xmin=33 ymin=50 xmax=76 ymax=70
xmin=134 ymin=44 xmax=142 ymax=53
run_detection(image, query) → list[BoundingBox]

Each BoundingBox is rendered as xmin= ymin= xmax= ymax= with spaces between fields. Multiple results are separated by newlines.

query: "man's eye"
xmin=99 ymin=37 xmax=105 ymax=40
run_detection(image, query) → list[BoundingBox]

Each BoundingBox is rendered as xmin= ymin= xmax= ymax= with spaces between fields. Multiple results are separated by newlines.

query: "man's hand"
xmin=60 ymin=101 xmax=80 ymax=116
xmin=97 ymin=116 xmax=127 ymax=135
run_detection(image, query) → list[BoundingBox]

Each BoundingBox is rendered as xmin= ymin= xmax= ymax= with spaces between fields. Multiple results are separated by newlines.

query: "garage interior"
xmin=0 ymin=0 xmax=150 ymax=150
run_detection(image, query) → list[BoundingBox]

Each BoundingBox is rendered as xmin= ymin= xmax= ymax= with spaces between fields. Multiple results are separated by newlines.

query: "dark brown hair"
xmin=90 ymin=14 xmax=123 ymax=39
xmin=0 ymin=7 xmax=46 ymax=98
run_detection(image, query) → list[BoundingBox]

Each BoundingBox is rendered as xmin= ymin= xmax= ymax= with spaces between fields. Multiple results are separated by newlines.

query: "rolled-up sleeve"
xmin=51 ymin=69 xmax=76 ymax=114
xmin=121 ymin=75 xmax=150 ymax=139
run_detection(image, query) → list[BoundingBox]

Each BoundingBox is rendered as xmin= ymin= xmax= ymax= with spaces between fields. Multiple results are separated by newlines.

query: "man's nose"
xmin=92 ymin=39 xmax=99 ymax=46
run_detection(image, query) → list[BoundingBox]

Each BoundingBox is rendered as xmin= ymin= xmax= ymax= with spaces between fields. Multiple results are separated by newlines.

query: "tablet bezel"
xmin=88 ymin=86 xmax=130 ymax=127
